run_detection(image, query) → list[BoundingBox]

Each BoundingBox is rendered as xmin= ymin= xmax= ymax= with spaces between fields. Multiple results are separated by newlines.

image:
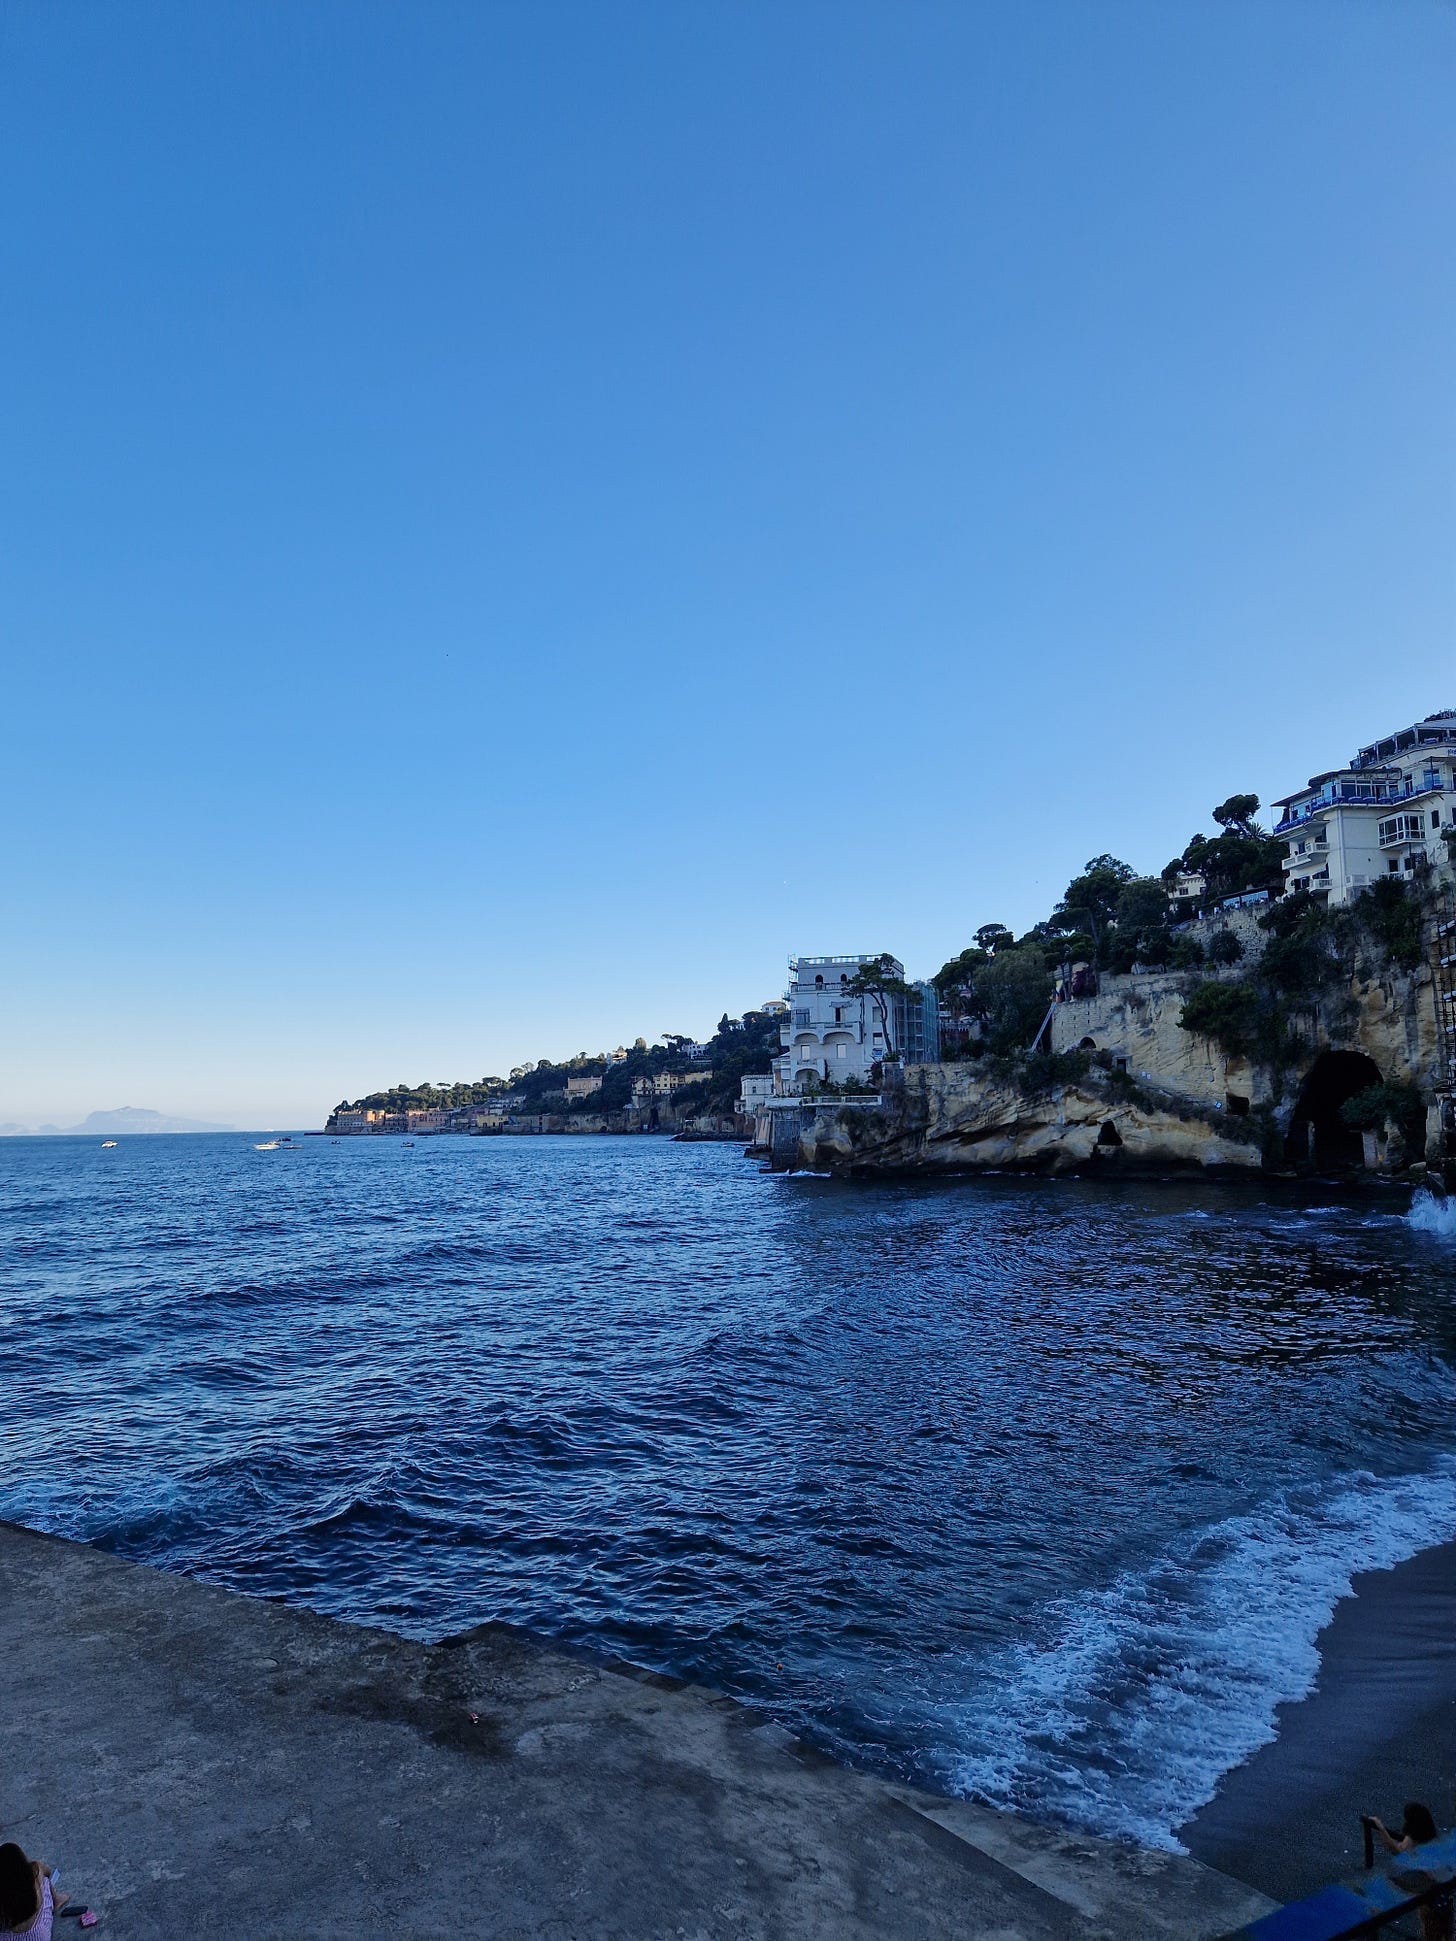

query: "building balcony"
xmin=1378 ymin=813 xmax=1432 ymax=848
xmin=1274 ymin=775 xmax=1445 ymax=835
xmin=1282 ymin=840 xmax=1328 ymax=869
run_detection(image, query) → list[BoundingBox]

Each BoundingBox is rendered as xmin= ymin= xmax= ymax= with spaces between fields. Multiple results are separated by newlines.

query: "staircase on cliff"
xmin=1434 ymin=883 xmax=1456 ymax=1089
xmin=1431 ymin=882 xmax=1456 ymax=1178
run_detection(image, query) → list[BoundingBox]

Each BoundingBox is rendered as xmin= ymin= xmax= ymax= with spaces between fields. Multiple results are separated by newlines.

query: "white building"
xmin=1275 ymin=711 xmax=1456 ymax=904
xmin=1167 ymin=870 xmax=1206 ymax=920
xmin=773 ymin=954 xmax=901 ymax=1094
xmin=737 ymin=1072 xmax=775 ymax=1116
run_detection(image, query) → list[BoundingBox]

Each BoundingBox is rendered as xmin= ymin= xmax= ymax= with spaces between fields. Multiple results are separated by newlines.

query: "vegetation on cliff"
xmin=1178 ymin=875 xmax=1436 ymax=1069
xmin=335 ymin=1009 xmax=781 ymax=1123
xmin=931 ymin=791 xmax=1285 ymax=1052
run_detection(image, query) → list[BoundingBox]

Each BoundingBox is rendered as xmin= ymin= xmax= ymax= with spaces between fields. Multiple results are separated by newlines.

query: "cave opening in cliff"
xmin=1288 ymin=1051 xmax=1382 ymax=1170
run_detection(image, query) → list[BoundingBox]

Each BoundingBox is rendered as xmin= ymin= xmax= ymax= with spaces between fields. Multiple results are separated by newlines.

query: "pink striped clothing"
xmin=0 ymin=1874 xmax=54 ymax=1940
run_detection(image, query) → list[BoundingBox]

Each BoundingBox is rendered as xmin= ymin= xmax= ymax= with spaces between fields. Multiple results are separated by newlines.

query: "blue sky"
xmin=3 ymin=0 xmax=1452 ymax=1126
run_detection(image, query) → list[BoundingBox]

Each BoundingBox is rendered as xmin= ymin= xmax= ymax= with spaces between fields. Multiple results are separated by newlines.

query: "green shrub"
xmin=1207 ymin=930 xmax=1244 ymax=966
xmin=1179 ymin=981 xmax=1262 ymax=1057
xmin=1352 ymin=879 xmax=1427 ymax=971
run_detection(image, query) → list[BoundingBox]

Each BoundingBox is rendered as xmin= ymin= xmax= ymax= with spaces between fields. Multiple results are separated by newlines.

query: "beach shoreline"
xmin=1183 ymin=1535 xmax=1456 ymax=1906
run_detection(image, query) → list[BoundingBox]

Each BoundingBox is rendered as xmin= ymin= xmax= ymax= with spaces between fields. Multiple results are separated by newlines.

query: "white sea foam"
xmin=1410 ymin=1189 xmax=1456 ymax=1239
xmin=945 ymin=1460 xmax=1456 ymax=1851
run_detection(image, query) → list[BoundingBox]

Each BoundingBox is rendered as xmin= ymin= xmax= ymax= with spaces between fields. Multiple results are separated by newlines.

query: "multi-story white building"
xmin=770 ymin=954 xmax=940 ymax=1094
xmin=1274 ymin=711 xmax=1456 ymax=904
xmin=773 ymin=954 xmax=893 ymax=1094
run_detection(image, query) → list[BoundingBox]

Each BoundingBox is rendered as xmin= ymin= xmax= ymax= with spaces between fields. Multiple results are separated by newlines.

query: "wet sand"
xmin=1183 ymin=1537 xmax=1456 ymax=1907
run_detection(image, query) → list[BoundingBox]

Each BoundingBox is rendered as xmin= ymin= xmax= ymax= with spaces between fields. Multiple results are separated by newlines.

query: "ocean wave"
xmin=945 ymin=1460 xmax=1456 ymax=1851
xmin=1410 ymin=1189 xmax=1456 ymax=1239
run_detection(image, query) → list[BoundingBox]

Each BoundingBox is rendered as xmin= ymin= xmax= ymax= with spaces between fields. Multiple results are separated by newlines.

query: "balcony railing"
xmin=1275 ymin=774 xmax=1446 ymax=834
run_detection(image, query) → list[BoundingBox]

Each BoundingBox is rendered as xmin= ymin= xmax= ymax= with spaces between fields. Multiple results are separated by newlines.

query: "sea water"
xmin=3 ymin=1133 xmax=1454 ymax=1850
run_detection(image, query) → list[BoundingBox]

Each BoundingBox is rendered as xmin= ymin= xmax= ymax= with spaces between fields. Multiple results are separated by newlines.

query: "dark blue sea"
xmin=4 ymin=1132 xmax=1456 ymax=1849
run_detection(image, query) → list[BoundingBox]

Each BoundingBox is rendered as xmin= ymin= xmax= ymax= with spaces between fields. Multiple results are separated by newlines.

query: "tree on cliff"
xmin=1101 ymin=876 xmax=1176 ymax=972
xmin=933 ymin=945 xmax=989 ymax=1002
xmin=1212 ymin=794 xmax=1262 ymax=841
xmin=1163 ymin=793 xmax=1285 ymax=904
xmin=846 ymin=953 xmax=913 ymax=1055
xmin=976 ymin=944 xmax=1054 ymax=1052
xmin=1051 ymin=856 xmax=1134 ymax=960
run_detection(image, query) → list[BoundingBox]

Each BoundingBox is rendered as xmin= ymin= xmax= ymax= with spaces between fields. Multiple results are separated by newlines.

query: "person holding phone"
xmin=1361 ymin=1805 xmax=1452 ymax=1941
xmin=0 ymin=1842 xmax=72 ymax=1938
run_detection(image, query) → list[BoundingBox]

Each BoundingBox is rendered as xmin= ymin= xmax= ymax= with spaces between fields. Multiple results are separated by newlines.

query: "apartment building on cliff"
xmin=1275 ymin=710 xmax=1456 ymax=904
xmin=771 ymin=954 xmax=940 ymax=1096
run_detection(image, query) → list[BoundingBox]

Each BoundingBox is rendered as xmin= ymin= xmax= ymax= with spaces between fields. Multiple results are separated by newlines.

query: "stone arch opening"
xmin=1079 ymin=1036 xmax=1097 ymax=1050
xmin=1289 ymin=1050 xmax=1382 ymax=1170
xmin=1096 ymin=1119 xmax=1123 ymax=1148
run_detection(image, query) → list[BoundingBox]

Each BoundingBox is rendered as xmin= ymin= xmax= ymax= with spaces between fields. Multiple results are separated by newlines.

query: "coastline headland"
xmin=326 ymin=748 xmax=1456 ymax=1189
xmin=759 ymin=898 xmax=1455 ymax=1181
xmin=3 ymin=1521 xmax=1273 ymax=1938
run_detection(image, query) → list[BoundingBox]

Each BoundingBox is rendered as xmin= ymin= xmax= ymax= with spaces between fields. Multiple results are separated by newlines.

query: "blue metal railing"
xmin=1230 ymin=1828 xmax=1456 ymax=1938
xmin=1275 ymin=776 xmax=1446 ymax=835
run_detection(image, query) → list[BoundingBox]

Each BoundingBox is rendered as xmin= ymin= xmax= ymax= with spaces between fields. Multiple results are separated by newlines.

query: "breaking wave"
xmin=1410 ymin=1188 xmax=1456 ymax=1239
xmin=947 ymin=1461 xmax=1456 ymax=1850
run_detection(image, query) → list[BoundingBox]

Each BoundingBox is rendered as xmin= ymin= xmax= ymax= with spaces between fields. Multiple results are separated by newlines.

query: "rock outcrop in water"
xmin=777 ymin=1062 xmax=1262 ymax=1177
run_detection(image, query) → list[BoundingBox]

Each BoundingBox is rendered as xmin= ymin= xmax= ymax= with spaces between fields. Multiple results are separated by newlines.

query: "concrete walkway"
xmin=1 ymin=1524 xmax=1273 ymax=1938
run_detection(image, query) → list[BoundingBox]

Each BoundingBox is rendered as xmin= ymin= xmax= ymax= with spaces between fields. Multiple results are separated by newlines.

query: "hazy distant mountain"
xmin=0 ymin=1122 xmax=29 ymax=1136
xmin=64 ymin=1107 xmax=233 ymax=1135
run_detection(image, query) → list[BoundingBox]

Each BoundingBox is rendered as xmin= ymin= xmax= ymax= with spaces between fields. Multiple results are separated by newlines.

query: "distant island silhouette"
xmin=2 ymin=1107 xmax=235 ymax=1136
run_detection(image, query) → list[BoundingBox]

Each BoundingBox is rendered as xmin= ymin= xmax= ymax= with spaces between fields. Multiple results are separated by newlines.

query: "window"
xmin=1379 ymin=812 xmax=1424 ymax=845
xmin=1434 ymin=811 xmax=1441 ymax=828
xmin=836 ymin=1043 xmax=847 ymax=1060
xmin=800 ymin=1045 xmax=816 ymax=1060
xmin=833 ymin=1006 xmax=842 ymax=1022
xmin=1389 ymin=858 xmax=1400 ymax=872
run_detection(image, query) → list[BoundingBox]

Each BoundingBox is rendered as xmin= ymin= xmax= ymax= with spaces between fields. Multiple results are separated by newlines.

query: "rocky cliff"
xmin=777 ymin=901 xmax=1452 ymax=1179
xmin=787 ymin=1063 xmax=1262 ymax=1177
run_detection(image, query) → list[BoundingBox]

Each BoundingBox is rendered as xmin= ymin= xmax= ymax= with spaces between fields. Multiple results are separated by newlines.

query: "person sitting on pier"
xmin=0 ymin=1844 xmax=68 ymax=1939
xmin=1363 ymin=1804 xmax=1453 ymax=1941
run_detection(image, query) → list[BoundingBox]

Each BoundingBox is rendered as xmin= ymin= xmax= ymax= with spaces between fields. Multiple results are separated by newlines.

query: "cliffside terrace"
xmin=1273 ymin=768 xmax=1446 ymax=835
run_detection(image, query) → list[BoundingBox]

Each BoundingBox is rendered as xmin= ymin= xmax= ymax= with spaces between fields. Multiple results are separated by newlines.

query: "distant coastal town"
xmin=329 ymin=710 xmax=1456 ymax=1187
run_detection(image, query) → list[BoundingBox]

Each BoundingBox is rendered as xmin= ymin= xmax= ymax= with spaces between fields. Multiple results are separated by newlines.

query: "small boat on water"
xmin=101 ymin=1141 xmax=117 ymax=1148
xmin=254 ymin=1136 xmax=301 ymax=1152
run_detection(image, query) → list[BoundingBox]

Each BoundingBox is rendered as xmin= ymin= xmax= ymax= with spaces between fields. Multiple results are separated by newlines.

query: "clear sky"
xmin=3 ymin=0 xmax=1452 ymax=1128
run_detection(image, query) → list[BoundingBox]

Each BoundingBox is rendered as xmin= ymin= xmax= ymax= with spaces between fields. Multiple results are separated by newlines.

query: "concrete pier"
xmin=2 ymin=1524 xmax=1273 ymax=1938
